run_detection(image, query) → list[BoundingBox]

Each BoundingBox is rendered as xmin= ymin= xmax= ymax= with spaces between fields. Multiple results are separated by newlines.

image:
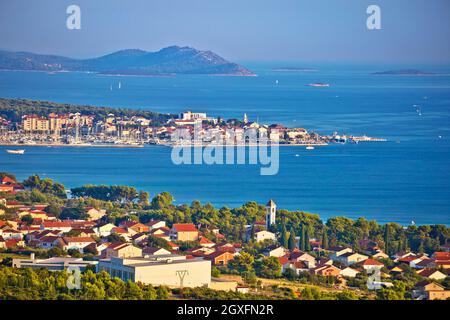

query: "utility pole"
xmin=176 ymin=270 xmax=189 ymax=289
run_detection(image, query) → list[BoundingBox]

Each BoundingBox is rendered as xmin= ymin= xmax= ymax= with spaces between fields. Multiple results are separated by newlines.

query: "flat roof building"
xmin=97 ymin=254 xmax=211 ymax=288
xmin=13 ymin=255 xmax=97 ymax=271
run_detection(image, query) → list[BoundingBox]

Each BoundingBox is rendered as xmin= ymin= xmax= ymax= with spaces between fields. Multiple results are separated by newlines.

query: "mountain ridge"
xmin=0 ymin=46 xmax=255 ymax=76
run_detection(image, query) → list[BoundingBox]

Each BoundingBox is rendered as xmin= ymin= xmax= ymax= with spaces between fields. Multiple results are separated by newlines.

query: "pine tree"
xmin=300 ymin=224 xmax=306 ymax=251
xmin=418 ymin=239 xmax=424 ymax=254
xmin=304 ymin=225 xmax=311 ymax=251
xmin=281 ymin=221 xmax=289 ymax=248
xmin=288 ymin=227 xmax=297 ymax=250
xmin=384 ymin=224 xmax=391 ymax=255
xmin=322 ymin=226 xmax=329 ymax=250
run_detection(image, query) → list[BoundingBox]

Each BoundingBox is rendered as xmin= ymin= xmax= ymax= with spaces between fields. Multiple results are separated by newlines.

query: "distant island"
xmin=0 ymin=46 xmax=255 ymax=76
xmin=273 ymin=67 xmax=318 ymax=72
xmin=372 ymin=69 xmax=437 ymax=76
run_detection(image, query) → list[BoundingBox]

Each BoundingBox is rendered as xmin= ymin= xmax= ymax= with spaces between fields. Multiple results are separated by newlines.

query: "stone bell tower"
xmin=266 ymin=199 xmax=276 ymax=229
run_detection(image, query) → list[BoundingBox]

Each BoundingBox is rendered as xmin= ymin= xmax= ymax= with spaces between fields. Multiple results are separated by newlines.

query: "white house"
xmin=329 ymin=246 xmax=353 ymax=259
xmin=61 ymin=237 xmax=95 ymax=252
xmin=94 ymin=223 xmax=116 ymax=237
xmin=264 ymin=245 xmax=288 ymax=257
xmin=254 ymin=230 xmax=276 ymax=242
xmin=340 ymin=267 xmax=360 ymax=278
xmin=146 ymin=220 xmax=166 ymax=230
xmin=336 ymin=252 xmax=368 ymax=266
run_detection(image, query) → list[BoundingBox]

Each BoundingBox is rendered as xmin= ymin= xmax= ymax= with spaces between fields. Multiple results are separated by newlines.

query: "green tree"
xmin=228 ymin=252 xmax=254 ymax=274
xmin=151 ymin=192 xmax=174 ymax=209
xmin=281 ymin=221 xmax=289 ymax=248
xmin=322 ymin=226 xmax=329 ymax=250
xmin=384 ymin=224 xmax=391 ymax=255
xmin=138 ymin=191 xmax=150 ymax=206
xmin=300 ymin=225 xmax=306 ymax=251
xmin=305 ymin=227 xmax=311 ymax=251
xmin=242 ymin=270 xmax=258 ymax=285
xmin=255 ymin=257 xmax=281 ymax=278
xmin=156 ymin=286 xmax=170 ymax=299
xmin=288 ymin=227 xmax=297 ymax=250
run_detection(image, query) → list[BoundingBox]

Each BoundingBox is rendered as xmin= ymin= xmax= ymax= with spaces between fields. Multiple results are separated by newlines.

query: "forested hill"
xmin=0 ymin=46 xmax=255 ymax=76
xmin=0 ymin=98 xmax=173 ymax=123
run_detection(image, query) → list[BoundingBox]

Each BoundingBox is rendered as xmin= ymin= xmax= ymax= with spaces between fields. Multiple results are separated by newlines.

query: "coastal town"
xmin=0 ymin=106 xmax=386 ymax=149
xmin=0 ymin=173 xmax=448 ymax=300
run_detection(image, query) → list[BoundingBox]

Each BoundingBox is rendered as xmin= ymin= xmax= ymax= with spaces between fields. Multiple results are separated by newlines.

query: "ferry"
xmin=6 ymin=149 xmax=25 ymax=154
xmin=306 ymin=83 xmax=330 ymax=87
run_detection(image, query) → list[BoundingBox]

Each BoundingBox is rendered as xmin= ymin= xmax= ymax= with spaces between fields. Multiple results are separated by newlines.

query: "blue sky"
xmin=0 ymin=0 xmax=449 ymax=63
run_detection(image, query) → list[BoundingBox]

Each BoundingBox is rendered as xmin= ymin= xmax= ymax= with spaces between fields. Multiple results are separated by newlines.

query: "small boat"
xmin=306 ymin=83 xmax=330 ymax=87
xmin=118 ymin=81 xmax=122 ymax=89
xmin=294 ymin=154 xmax=300 ymax=157
xmin=6 ymin=149 xmax=25 ymax=154
xmin=306 ymin=145 xmax=315 ymax=150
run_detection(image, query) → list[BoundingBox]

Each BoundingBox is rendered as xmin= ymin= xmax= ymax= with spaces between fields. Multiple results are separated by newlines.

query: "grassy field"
xmin=0 ymin=252 xmax=29 ymax=262
xmin=219 ymin=274 xmax=375 ymax=299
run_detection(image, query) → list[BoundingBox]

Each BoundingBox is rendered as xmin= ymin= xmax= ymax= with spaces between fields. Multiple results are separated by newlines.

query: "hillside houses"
xmin=1 ymin=194 xmax=449 ymax=299
xmin=170 ymin=223 xmax=199 ymax=241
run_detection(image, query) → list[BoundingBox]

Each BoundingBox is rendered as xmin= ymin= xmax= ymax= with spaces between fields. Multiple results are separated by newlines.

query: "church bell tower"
xmin=266 ymin=199 xmax=276 ymax=229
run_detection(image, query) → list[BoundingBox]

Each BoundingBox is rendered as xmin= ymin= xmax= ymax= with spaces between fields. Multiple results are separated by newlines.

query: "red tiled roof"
xmin=42 ymin=221 xmax=72 ymax=228
xmin=38 ymin=235 xmax=60 ymax=243
xmin=418 ymin=269 xmax=441 ymax=277
xmin=111 ymin=227 xmax=127 ymax=234
xmin=63 ymin=236 xmax=95 ymax=243
xmin=199 ymin=237 xmax=214 ymax=244
xmin=6 ymin=200 xmax=22 ymax=206
xmin=278 ymin=256 xmax=289 ymax=265
xmin=172 ymin=223 xmax=198 ymax=232
xmin=398 ymin=255 xmax=418 ymax=263
xmin=120 ymin=221 xmax=138 ymax=228
xmin=107 ymin=242 xmax=129 ymax=250
xmin=361 ymin=259 xmax=384 ymax=266
xmin=433 ymin=252 xmax=450 ymax=260
xmin=1 ymin=176 xmax=16 ymax=184
xmin=5 ymin=239 xmax=20 ymax=248
xmin=293 ymin=261 xmax=308 ymax=269
xmin=416 ymin=258 xmax=435 ymax=267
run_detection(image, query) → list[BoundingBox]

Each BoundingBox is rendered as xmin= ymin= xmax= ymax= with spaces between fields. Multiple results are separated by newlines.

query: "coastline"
xmin=0 ymin=143 xmax=144 ymax=148
xmin=1 ymin=142 xmax=329 ymax=148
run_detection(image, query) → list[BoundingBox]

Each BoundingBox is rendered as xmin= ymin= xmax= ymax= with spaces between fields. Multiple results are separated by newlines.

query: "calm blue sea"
xmin=0 ymin=63 xmax=449 ymax=225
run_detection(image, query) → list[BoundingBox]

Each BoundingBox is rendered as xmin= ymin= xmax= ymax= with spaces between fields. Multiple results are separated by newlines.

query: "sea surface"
xmin=0 ymin=63 xmax=449 ymax=225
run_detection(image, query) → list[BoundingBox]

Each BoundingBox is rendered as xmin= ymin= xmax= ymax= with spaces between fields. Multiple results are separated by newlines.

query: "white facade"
xmin=265 ymin=200 xmax=276 ymax=229
xmin=340 ymin=267 xmax=360 ymax=278
xmin=255 ymin=230 xmax=276 ymax=242
xmin=98 ymin=255 xmax=211 ymax=288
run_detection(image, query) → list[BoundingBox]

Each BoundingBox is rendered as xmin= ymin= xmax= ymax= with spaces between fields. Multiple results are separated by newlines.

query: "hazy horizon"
xmin=1 ymin=0 xmax=450 ymax=64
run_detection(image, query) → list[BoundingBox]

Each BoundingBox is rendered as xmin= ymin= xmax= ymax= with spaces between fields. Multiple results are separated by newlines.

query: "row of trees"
xmin=0 ymin=267 xmax=169 ymax=300
xmin=3 ymin=174 xmax=449 ymax=257
xmin=22 ymin=175 xmax=67 ymax=198
xmin=0 ymin=98 xmax=172 ymax=124
xmin=71 ymin=185 xmax=149 ymax=204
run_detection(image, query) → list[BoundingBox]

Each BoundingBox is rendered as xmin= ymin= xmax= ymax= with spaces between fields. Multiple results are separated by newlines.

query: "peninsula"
xmin=0 ymin=46 xmax=255 ymax=76
xmin=0 ymin=98 xmax=386 ymax=148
